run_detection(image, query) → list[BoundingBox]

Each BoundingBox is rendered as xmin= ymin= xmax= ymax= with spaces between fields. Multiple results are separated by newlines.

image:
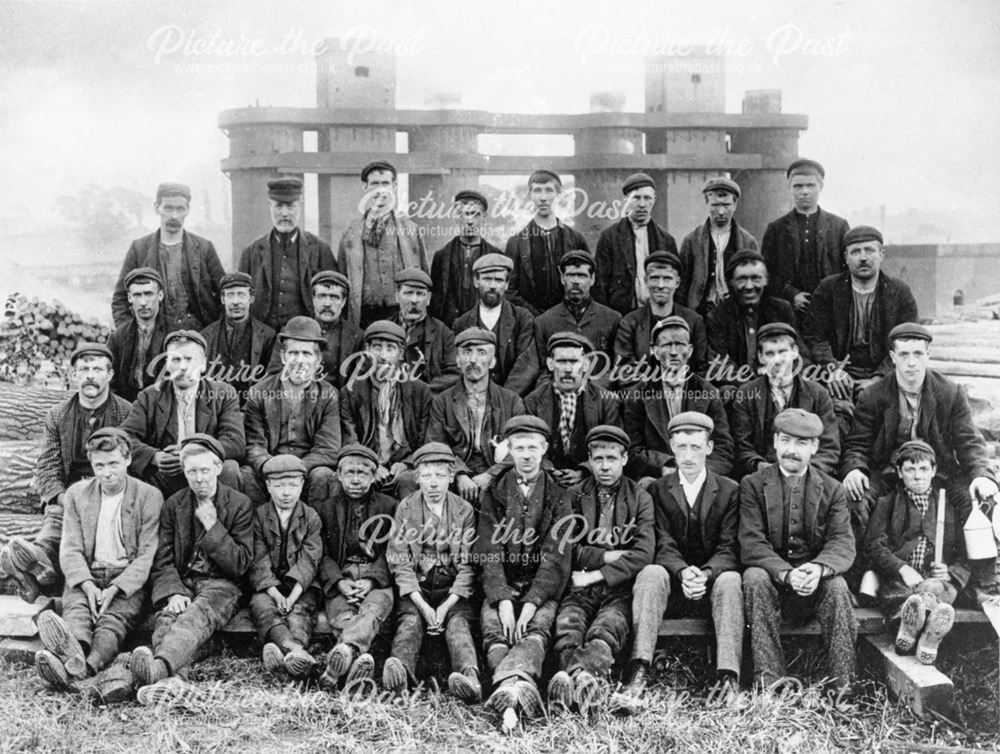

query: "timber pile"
xmin=926 ymin=321 xmax=1000 ymax=440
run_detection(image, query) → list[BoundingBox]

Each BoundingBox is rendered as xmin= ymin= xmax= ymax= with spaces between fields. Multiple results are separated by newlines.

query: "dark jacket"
xmin=623 ymin=373 xmax=733 ymax=478
xmin=648 ymin=470 xmax=740 ymax=577
xmin=612 ymin=302 xmax=707 ymax=380
xmin=594 ymin=218 xmax=679 ymax=316
xmin=677 ymin=219 xmax=759 ymax=312
xmin=202 ymin=316 xmax=276 ymax=391
xmin=430 ymin=237 xmax=505 ymax=328
xmin=738 ymin=465 xmax=856 ymax=579
xmin=392 ymin=313 xmax=460 ymax=394
xmin=804 ymin=272 xmax=918 ymax=377
xmin=266 ymin=318 xmax=365 ymax=390
xmin=150 ymin=483 xmax=255 ymax=604
xmin=761 ymin=208 xmax=849 ymax=306
xmin=112 ymin=230 xmax=224 ymax=330
xmin=453 ymin=300 xmax=539 ymax=395
xmin=524 ymin=381 xmax=622 ymax=469
xmin=340 ymin=378 xmax=432 ymax=467
xmin=705 ymin=295 xmax=799 ymax=385
xmin=505 ymin=220 xmax=590 ymax=315
xmin=249 ymin=500 xmax=323 ymax=592
xmin=533 ymin=299 xmax=621 ymax=365
xmin=108 ymin=314 xmax=169 ymax=402
xmin=427 ymin=381 xmax=525 ymax=475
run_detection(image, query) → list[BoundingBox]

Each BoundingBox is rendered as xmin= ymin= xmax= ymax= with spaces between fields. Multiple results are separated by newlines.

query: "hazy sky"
xmin=3 ymin=0 xmax=999 ymax=247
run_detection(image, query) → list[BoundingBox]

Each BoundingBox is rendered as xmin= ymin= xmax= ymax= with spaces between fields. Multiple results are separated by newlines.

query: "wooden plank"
xmin=0 ymin=637 xmax=41 ymax=664
xmin=863 ymin=633 xmax=955 ymax=720
xmin=0 ymin=595 xmax=56 ymax=636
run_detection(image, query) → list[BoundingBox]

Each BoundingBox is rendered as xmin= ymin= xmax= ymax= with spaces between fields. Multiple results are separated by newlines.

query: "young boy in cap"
xmin=549 ymin=425 xmax=654 ymax=714
xmin=392 ymin=267 xmax=460 ymax=394
xmin=108 ymin=267 xmax=169 ymax=402
xmin=250 ymin=454 xmax=323 ymax=678
xmin=383 ymin=442 xmax=480 ymax=702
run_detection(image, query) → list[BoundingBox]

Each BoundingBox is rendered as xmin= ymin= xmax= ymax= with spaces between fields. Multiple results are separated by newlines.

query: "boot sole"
xmin=917 ymin=604 xmax=956 ymax=665
xmin=36 ymin=611 xmax=87 ymax=677
xmin=36 ymin=650 xmax=73 ymax=691
xmin=382 ymin=658 xmax=408 ymax=693
xmin=448 ymin=672 xmax=482 ymax=703
xmin=345 ymin=653 xmax=375 ymax=685
xmin=262 ymin=643 xmax=286 ymax=675
xmin=895 ymin=595 xmax=926 ymax=653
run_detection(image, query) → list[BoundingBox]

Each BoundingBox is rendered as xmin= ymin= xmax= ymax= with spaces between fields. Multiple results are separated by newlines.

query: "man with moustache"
xmin=301 ymin=271 xmax=364 ymax=389
xmin=678 ymin=177 xmax=759 ymax=317
xmin=392 ymin=267 xmax=460 ymax=394
xmin=452 ymin=253 xmax=538 ymax=396
xmin=0 ymin=344 xmax=131 ymax=604
xmin=112 ymin=183 xmax=225 ymax=331
xmin=120 ymin=330 xmax=244 ymax=499
xmin=338 ymin=161 xmax=429 ymax=327
xmin=430 ymin=190 xmax=504 ymax=328
xmin=506 ymin=169 xmax=589 ymax=315
xmin=239 ymin=178 xmax=337 ymax=332
xmin=108 ymin=267 xmax=169 ymax=402
xmin=740 ymin=409 xmax=857 ymax=690
xmin=594 ymin=173 xmax=679 ymax=317
xmin=426 ymin=328 xmax=525 ymax=502
xmin=201 ymin=272 xmax=276 ymax=404
xmin=761 ymin=159 xmax=850 ymax=316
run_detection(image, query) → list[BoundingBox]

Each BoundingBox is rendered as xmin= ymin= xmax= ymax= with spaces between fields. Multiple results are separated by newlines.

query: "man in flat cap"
xmin=548 ymin=425 xmax=654 ymax=714
xmin=33 ymin=428 xmax=162 ymax=702
xmin=593 ymin=173 xmax=679 ymax=317
xmin=120 ymin=329 xmax=244 ymax=498
xmin=112 ymin=183 xmax=225 ymax=331
xmin=201 ymin=271 xmax=276 ymax=405
xmin=0 ymin=344 xmax=131 ymax=603
xmin=383 ymin=443 xmax=481 ymax=702
xmin=338 ymin=161 xmax=428 ymax=328
xmin=239 ymin=177 xmax=337 ymax=332
xmin=339 ymin=321 xmax=432 ymax=495
xmin=730 ymin=322 xmax=839 ymax=479
xmin=623 ymin=316 xmax=733 ymax=482
xmin=390 ymin=267 xmax=459 ymax=393
xmin=613 ymin=251 xmax=708 ymax=384
xmin=108 ymin=267 xmax=169 ymax=402
xmin=453 ymin=252 xmax=539 ymax=396
xmin=505 ymin=169 xmax=589 ymax=316
xmin=740 ymin=408 xmax=857 ymax=690
xmin=524 ymin=332 xmax=622 ymax=487
xmin=678 ymin=177 xmax=759 ymax=317
xmin=475 ymin=416 xmax=572 ymax=725
xmin=430 ymin=190 xmax=504 ymax=328
xmin=132 ymin=434 xmax=254 ymax=701
xmin=315 ymin=445 xmax=397 ymax=689
xmin=761 ymin=160 xmax=850 ymax=317
xmin=619 ymin=411 xmax=743 ymax=710
xmin=533 ymin=250 xmax=621 ymax=368
xmin=241 ymin=316 xmax=340 ymax=509
xmin=301 ymin=270 xmax=365 ymax=389
xmin=249 ymin=455 xmax=323 ymax=679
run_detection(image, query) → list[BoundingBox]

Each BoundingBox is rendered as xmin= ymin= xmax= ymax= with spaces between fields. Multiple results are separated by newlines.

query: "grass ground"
xmin=0 ymin=636 xmax=997 ymax=754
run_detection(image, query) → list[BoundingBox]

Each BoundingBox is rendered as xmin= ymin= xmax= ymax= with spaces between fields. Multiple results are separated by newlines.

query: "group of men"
xmin=0 ymin=157 xmax=997 ymax=725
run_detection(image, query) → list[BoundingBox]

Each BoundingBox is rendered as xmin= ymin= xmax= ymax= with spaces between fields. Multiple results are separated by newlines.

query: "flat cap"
xmin=843 ymin=225 xmax=884 ymax=248
xmin=644 ymin=250 xmax=682 ymax=274
xmin=503 ymin=415 xmax=551 ymax=438
xmin=702 ymin=177 xmax=741 ymax=198
xmin=412 ymin=441 xmax=456 ymax=466
xmin=180 ymin=433 xmax=225 ymax=461
xmin=528 ymin=169 xmax=561 ymax=186
xmin=786 ymin=159 xmax=825 ymax=179
xmin=394 ymin=267 xmax=432 ymax=290
xmin=888 ymin=322 xmax=932 ymax=344
xmin=125 ymin=266 xmax=164 ymax=289
xmin=455 ymin=327 xmax=496 ymax=349
xmin=558 ymin=249 xmax=596 ymax=271
xmin=547 ymin=331 xmax=593 ymax=354
xmin=278 ymin=316 xmax=327 ymax=348
xmin=164 ymin=329 xmax=208 ymax=352
xmin=311 ymin=270 xmax=350 ymax=292
xmin=219 ymin=271 xmax=253 ymax=291
xmin=895 ymin=440 xmax=937 ymax=463
xmin=454 ymin=189 xmax=488 ymax=211
xmin=651 ymin=315 xmax=691 ymax=342
xmin=757 ymin=322 xmax=799 ymax=342
xmin=667 ymin=411 xmax=714 ymax=435
xmin=70 ymin=342 xmax=112 ymax=365
xmin=725 ymin=250 xmax=767 ymax=278
xmin=267 ymin=177 xmax=303 ymax=202
xmin=337 ymin=443 xmax=379 ymax=467
xmin=262 ymin=454 xmax=307 ymax=478
xmin=622 ymin=172 xmax=655 ymax=195
xmin=361 ymin=160 xmax=397 ymax=182
xmin=586 ymin=424 xmax=630 ymax=448
xmin=472 ymin=253 xmax=513 ymax=274
xmin=364 ymin=319 xmax=406 ymax=346
xmin=87 ymin=427 xmax=132 ymax=447
xmin=156 ymin=182 xmax=191 ymax=202
xmin=773 ymin=408 xmax=823 ymax=439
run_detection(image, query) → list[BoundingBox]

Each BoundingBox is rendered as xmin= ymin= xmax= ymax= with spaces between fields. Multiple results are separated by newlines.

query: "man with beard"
xmin=594 ymin=173 xmax=679 ymax=316
xmin=392 ymin=267 xmax=459 ymax=394
xmin=201 ymin=272 xmax=276 ymax=404
xmin=533 ymin=250 xmax=621 ymax=368
xmin=112 ymin=183 xmax=224 ymax=331
xmin=678 ymin=178 xmax=759 ymax=317
xmin=0 ymin=344 xmax=131 ymax=603
xmin=120 ymin=330 xmax=244 ymax=499
xmin=623 ymin=317 xmax=732 ymax=483
xmin=430 ymin=190 xmax=504 ymax=328
xmin=740 ymin=409 xmax=857 ymax=690
xmin=427 ymin=328 xmax=525 ymax=502
xmin=338 ymin=161 xmax=429 ymax=327
xmin=729 ymin=323 xmax=839 ymax=479
xmin=524 ymin=332 xmax=621 ymax=487
xmin=108 ymin=268 xmax=169 ymax=402
xmin=239 ymin=178 xmax=337 ymax=332
xmin=452 ymin=253 xmax=538 ymax=396
xmin=475 ymin=416 xmax=572 ymax=726
xmin=506 ymin=170 xmax=589 ymax=315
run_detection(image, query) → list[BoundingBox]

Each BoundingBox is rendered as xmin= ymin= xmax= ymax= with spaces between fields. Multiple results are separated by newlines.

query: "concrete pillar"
xmin=664 ymin=171 xmax=714 ymax=240
xmin=730 ymin=126 xmax=799 ymax=240
xmin=664 ymin=129 xmax=728 ymax=155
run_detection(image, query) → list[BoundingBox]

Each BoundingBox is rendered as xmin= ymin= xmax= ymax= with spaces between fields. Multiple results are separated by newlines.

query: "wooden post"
xmin=934 ymin=489 xmax=945 ymax=564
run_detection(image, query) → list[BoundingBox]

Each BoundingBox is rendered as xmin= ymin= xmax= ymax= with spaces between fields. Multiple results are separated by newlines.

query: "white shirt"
xmin=479 ymin=303 xmax=502 ymax=332
xmin=93 ymin=490 xmax=129 ymax=568
xmin=174 ymin=384 xmax=199 ymax=442
xmin=632 ymin=223 xmax=650 ymax=305
xmin=679 ymin=468 xmax=708 ymax=509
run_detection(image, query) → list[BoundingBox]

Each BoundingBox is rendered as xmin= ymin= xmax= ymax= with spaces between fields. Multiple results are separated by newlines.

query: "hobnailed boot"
xmin=547 ymin=670 xmax=575 ymax=712
xmin=1 ymin=547 xmax=40 ymax=603
xmin=130 ymin=646 xmax=168 ymax=687
xmin=88 ymin=652 xmax=136 ymax=706
xmin=35 ymin=649 xmax=75 ymax=692
xmin=895 ymin=594 xmax=927 ymax=654
xmin=283 ymin=646 xmax=317 ymax=678
xmin=345 ymin=653 xmax=375 ymax=685
xmin=320 ymin=644 xmax=355 ymax=686
xmin=447 ymin=666 xmax=482 ymax=703
xmin=916 ymin=603 xmax=955 ymax=665
xmin=9 ymin=538 xmax=56 ymax=586
xmin=36 ymin=611 xmax=87 ymax=679
xmin=382 ymin=657 xmax=409 ymax=693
